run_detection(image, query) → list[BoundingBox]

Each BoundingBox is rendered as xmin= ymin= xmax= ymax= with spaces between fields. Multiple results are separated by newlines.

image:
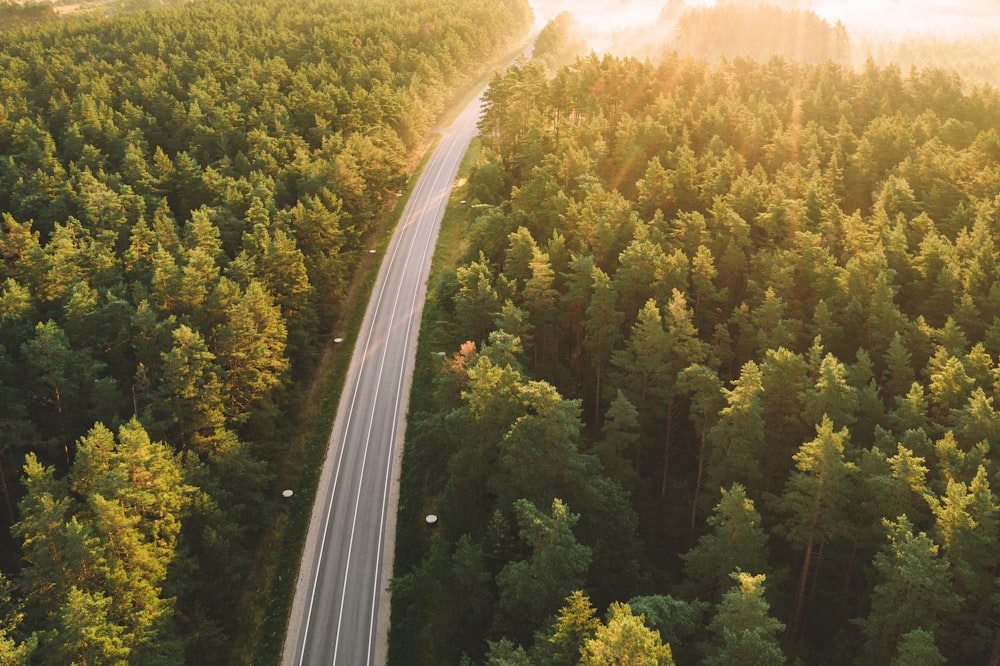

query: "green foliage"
xmin=894 ymin=628 xmax=946 ymax=666
xmin=0 ymin=2 xmax=57 ymax=33
xmin=705 ymin=360 xmax=766 ymax=494
xmin=484 ymin=638 xmax=533 ymax=666
xmin=0 ymin=0 xmax=532 ymax=659
xmin=705 ymin=573 xmax=785 ymax=666
xmin=400 ymin=36 xmax=1000 ymax=666
xmin=776 ymin=416 xmax=857 ymax=639
xmin=495 ymin=499 xmax=592 ymax=643
xmin=580 ymin=602 xmax=674 ymax=666
xmin=13 ymin=421 xmax=195 ymax=663
xmin=0 ymin=573 xmax=35 ymax=666
xmin=624 ymin=595 xmax=708 ymax=666
xmin=860 ymin=516 xmax=960 ymax=664
xmin=532 ymin=13 xmax=587 ymax=74
xmin=681 ymin=483 xmax=769 ymax=602
xmin=389 ymin=533 xmax=496 ymax=665
xmin=544 ymin=591 xmax=600 ymax=666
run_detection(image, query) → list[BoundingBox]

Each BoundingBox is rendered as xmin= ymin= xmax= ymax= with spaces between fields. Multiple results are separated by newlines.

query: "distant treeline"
xmin=0 ymin=1 xmax=57 ymax=32
xmin=391 ymin=50 xmax=1000 ymax=664
xmin=0 ymin=0 xmax=531 ymax=662
xmin=864 ymin=34 xmax=1000 ymax=89
xmin=673 ymin=4 xmax=850 ymax=65
xmin=531 ymin=2 xmax=852 ymax=73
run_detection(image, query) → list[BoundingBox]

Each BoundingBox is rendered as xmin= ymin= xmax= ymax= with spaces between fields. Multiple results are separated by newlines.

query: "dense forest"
xmin=0 ymin=0 xmax=191 ymax=33
xmin=390 ymin=49 xmax=1000 ymax=664
xmin=0 ymin=2 xmax=58 ymax=32
xmin=0 ymin=0 xmax=532 ymax=661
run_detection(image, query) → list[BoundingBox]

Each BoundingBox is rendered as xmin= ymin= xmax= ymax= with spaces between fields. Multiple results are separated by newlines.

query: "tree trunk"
xmin=593 ymin=363 xmax=602 ymax=427
xmin=661 ymin=401 xmax=674 ymax=498
xmin=635 ymin=384 xmax=648 ymax=475
xmin=806 ymin=539 xmax=826 ymax=615
xmin=690 ymin=424 xmax=708 ymax=531
xmin=791 ymin=484 xmax=823 ymax=640
xmin=55 ymin=385 xmax=70 ymax=465
xmin=790 ymin=535 xmax=814 ymax=641
xmin=840 ymin=518 xmax=863 ymax=620
xmin=0 ymin=453 xmax=15 ymax=525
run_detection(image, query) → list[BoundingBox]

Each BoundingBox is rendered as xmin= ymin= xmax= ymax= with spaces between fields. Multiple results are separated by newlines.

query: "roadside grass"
xmin=237 ymin=143 xmax=436 ymax=666
xmin=425 ymin=140 xmax=478 ymax=275
xmin=386 ymin=138 xmax=482 ymax=664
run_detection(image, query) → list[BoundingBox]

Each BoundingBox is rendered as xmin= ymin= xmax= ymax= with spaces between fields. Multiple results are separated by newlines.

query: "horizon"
xmin=530 ymin=0 xmax=1000 ymax=39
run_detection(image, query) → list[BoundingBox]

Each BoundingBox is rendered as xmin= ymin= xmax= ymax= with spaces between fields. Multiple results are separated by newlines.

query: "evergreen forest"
xmin=0 ymin=0 xmax=532 ymax=662
xmin=390 ymin=47 xmax=1000 ymax=665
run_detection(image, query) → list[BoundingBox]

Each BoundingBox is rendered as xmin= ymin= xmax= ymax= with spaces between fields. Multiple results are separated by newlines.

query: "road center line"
xmin=364 ymin=102 xmax=482 ymax=663
xmin=331 ymin=150 xmax=440 ymax=665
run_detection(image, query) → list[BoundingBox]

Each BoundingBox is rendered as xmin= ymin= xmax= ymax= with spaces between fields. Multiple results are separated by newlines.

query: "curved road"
xmin=282 ymin=86 xmax=487 ymax=665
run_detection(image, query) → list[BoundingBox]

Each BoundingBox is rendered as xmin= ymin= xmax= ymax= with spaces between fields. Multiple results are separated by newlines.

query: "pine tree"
xmin=48 ymin=587 xmax=130 ymax=666
xmin=882 ymin=331 xmax=916 ymax=399
xmin=157 ymin=324 xmax=226 ymax=453
xmin=894 ymin=628 xmax=946 ymax=666
xmin=596 ymin=390 xmax=640 ymax=490
xmin=777 ymin=416 xmax=856 ymax=639
xmin=924 ymin=466 xmax=999 ymax=660
xmin=492 ymin=380 xmax=585 ymax=511
xmin=0 ymin=573 xmax=35 ymax=666
xmin=14 ymin=420 xmax=195 ymax=663
xmin=610 ymin=299 xmax=670 ymax=475
xmin=521 ymin=246 xmax=559 ymax=371
xmin=583 ymin=266 xmax=623 ymax=423
xmin=705 ymin=572 xmax=785 ymax=666
xmin=581 ymin=602 xmax=675 ymax=666
xmin=214 ymin=279 xmax=289 ymax=425
xmin=759 ymin=347 xmax=811 ymax=493
xmin=682 ymin=484 xmax=769 ymax=602
xmin=705 ymin=360 xmax=766 ymax=495
xmin=677 ymin=363 xmax=723 ymax=526
xmin=860 ymin=516 xmax=959 ymax=664
xmin=803 ymin=353 xmax=858 ymax=430
xmin=495 ymin=499 xmax=592 ymax=643
xmin=624 ymin=595 xmax=708 ymax=666
xmin=455 ymin=253 xmax=504 ymax=345
xmin=544 ymin=591 xmax=600 ymax=666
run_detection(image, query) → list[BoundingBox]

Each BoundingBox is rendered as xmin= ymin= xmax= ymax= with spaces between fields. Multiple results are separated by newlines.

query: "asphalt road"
xmin=281 ymin=86 xmax=486 ymax=666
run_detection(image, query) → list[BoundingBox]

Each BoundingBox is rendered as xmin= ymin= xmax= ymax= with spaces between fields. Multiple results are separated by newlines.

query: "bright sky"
xmin=813 ymin=0 xmax=1000 ymax=38
xmin=528 ymin=0 xmax=1000 ymax=38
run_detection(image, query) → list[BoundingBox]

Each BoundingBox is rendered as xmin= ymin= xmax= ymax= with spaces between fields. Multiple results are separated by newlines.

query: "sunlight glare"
xmin=531 ymin=0 xmax=696 ymax=31
xmin=813 ymin=0 xmax=1000 ymax=38
xmin=530 ymin=0 xmax=1000 ymax=38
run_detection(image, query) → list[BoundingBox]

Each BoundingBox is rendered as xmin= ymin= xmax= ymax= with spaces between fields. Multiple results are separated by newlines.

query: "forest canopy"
xmin=390 ymin=46 xmax=1000 ymax=664
xmin=0 ymin=0 xmax=531 ymax=661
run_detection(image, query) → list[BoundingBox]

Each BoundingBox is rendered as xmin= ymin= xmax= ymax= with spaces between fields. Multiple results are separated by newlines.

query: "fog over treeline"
xmin=529 ymin=0 xmax=1000 ymax=86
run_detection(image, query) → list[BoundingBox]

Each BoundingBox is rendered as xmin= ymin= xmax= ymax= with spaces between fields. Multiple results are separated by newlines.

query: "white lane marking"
xmin=364 ymin=99 xmax=484 ymax=664
xmin=330 ymin=110 xmax=468 ymax=663
xmin=332 ymin=144 xmax=441 ymax=664
xmin=296 ymin=135 xmax=429 ymax=666
xmin=298 ymin=88 xmax=485 ymax=666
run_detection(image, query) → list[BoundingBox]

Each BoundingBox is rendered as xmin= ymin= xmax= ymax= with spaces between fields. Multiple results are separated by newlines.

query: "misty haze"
xmin=530 ymin=0 xmax=1000 ymax=85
